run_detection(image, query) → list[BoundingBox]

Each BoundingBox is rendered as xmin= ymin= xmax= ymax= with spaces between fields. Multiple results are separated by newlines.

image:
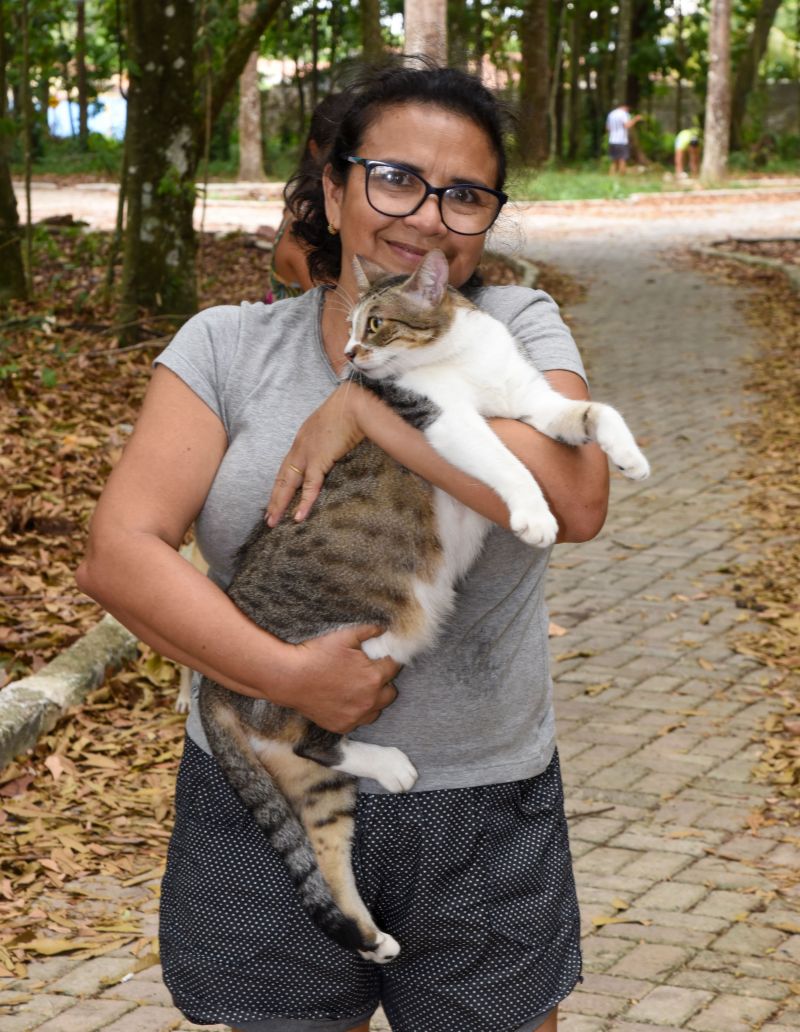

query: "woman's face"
xmin=324 ymin=103 xmax=500 ymax=300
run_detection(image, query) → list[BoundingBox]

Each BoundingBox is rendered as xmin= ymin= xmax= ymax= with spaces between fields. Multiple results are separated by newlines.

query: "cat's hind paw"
xmin=371 ymin=747 xmax=418 ymax=794
xmin=359 ymin=930 xmax=401 ymax=964
xmin=510 ymin=508 xmax=559 ymax=548
xmin=334 ymin=742 xmax=418 ymax=793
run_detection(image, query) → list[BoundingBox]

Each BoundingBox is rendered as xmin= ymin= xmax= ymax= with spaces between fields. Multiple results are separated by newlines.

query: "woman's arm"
xmin=272 ymin=218 xmax=316 ymax=292
xmin=76 ymin=366 xmax=399 ymax=733
xmin=267 ymin=372 xmax=609 ymax=544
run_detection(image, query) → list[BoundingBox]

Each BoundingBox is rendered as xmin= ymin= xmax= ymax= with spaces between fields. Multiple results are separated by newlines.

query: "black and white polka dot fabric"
xmin=160 ymin=738 xmax=582 ymax=1032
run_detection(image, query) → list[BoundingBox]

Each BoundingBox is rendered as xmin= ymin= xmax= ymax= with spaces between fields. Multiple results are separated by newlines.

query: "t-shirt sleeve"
xmin=477 ymin=285 xmax=587 ymax=385
xmin=153 ymin=305 xmax=242 ymax=432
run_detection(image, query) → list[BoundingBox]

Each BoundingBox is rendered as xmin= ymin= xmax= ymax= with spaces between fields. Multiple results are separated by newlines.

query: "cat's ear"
xmin=403 ymin=249 xmax=449 ymax=308
xmin=352 ymin=255 xmax=388 ymax=295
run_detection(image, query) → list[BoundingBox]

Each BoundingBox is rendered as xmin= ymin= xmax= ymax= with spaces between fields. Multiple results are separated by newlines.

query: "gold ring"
xmin=288 ymin=463 xmax=304 ymax=476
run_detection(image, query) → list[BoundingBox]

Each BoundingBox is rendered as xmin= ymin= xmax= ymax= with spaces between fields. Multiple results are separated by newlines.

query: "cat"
xmin=198 ymin=248 xmax=650 ymax=964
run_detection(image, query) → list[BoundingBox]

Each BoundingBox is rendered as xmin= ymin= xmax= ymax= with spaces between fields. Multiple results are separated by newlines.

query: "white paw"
xmin=371 ymin=747 xmax=418 ymax=794
xmin=510 ymin=507 xmax=559 ymax=548
xmin=615 ymin=449 xmax=650 ymax=481
xmin=334 ymin=742 xmax=418 ymax=792
xmin=359 ymin=930 xmax=401 ymax=964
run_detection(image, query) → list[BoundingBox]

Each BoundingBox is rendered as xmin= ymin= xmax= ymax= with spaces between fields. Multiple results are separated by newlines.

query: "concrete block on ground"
xmin=626 ymin=985 xmax=714 ymax=1024
xmin=0 ymin=614 xmax=138 ymax=768
xmin=49 ymin=956 xmax=136 ymax=996
xmin=33 ymin=998 xmax=135 ymax=1032
xmin=103 ymin=1005 xmax=184 ymax=1031
xmin=687 ymin=994 xmax=778 ymax=1032
xmin=608 ymin=943 xmax=692 ymax=980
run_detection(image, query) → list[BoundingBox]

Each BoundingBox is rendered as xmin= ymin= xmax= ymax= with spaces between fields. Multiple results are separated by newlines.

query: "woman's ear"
xmin=321 ymin=163 xmax=343 ymax=233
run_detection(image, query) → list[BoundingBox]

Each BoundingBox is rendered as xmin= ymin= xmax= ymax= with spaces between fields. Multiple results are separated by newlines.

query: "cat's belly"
xmin=361 ymin=491 xmax=491 ymax=664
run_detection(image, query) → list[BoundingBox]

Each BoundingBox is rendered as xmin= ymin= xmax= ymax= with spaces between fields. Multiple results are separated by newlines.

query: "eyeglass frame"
xmin=344 ymin=156 xmax=508 ymax=236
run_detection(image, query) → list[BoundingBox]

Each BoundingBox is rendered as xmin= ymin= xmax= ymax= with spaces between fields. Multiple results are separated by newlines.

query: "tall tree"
xmin=404 ymin=0 xmax=447 ymax=63
xmin=76 ymin=0 xmax=88 ymax=149
xmin=517 ymin=0 xmax=549 ymax=165
xmin=730 ymin=0 xmax=783 ymax=150
xmin=120 ymin=0 xmax=197 ymax=329
xmin=567 ymin=0 xmax=583 ymax=159
xmin=613 ymin=0 xmax=633 ymax=105
xmin=120 ymin=0 xmax=284 ymax=329
xmin=361 ymin=0 xmax=384 ymax=62
xmin=701 ymin=0 xmax=732 ymax=182
xmin=0 ymin=0 xmax=26 ymax=303
xmin=237 ymin=1 xmax=266 ymax=180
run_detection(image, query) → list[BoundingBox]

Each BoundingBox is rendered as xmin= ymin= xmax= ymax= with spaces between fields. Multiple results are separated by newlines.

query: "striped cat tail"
xmin=199 ymin=688 xmax=398 ymax=961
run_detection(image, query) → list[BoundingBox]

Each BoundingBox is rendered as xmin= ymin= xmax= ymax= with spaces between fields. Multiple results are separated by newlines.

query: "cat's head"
xmin=344 ymin=250 xmax=460 ymax=379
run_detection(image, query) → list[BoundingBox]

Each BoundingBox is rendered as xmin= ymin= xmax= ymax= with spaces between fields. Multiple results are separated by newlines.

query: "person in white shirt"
xmin=605 ymin=103 xmax=643 ymax=174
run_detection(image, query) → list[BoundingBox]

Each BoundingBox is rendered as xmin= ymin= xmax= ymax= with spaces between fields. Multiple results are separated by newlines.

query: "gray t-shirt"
xmin=155 ymin=285 xmax=586 ymax=793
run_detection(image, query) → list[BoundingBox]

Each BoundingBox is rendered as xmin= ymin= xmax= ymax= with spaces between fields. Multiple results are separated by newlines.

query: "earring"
xmin=327 ymin=223 xmax=338 ymax=236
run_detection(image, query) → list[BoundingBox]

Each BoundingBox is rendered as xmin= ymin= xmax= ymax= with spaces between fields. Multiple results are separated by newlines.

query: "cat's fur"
xmin=198 ymin=250 xmax=649 ymax=963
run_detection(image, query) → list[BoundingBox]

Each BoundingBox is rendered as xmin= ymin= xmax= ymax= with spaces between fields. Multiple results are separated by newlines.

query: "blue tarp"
xmin=47 ymin=96 xmax=127 ymax=140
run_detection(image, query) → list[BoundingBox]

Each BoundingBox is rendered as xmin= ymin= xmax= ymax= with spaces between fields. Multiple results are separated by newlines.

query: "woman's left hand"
xmin=266 ymin=383 xmax=367 ymax=526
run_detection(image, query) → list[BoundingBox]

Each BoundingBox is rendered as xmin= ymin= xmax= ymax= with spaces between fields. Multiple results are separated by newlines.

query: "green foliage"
xmin=508 ymin=164 xmax=669 ymax=202
xmin=10 ymin=134 xmax=123 ymax=178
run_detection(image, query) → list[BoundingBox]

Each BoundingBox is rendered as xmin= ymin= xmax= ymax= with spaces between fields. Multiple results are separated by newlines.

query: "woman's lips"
xmin=384 ymin=240 xmax=429 ymax=264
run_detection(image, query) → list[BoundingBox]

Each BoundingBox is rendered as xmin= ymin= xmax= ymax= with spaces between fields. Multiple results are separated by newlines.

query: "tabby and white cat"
xmin=198 ymin=249 xmax=649 ymax=964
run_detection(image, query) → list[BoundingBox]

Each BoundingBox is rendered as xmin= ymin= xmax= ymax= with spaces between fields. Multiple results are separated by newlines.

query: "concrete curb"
xmin=693 ymin=244 xmax=800 ymax=291
xmin=0 ymin=614 xmax=138 ymax=769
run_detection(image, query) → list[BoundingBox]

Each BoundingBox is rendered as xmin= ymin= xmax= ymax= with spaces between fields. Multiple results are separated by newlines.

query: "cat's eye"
xmin=368 ymin=316 xmax=383 ymax=333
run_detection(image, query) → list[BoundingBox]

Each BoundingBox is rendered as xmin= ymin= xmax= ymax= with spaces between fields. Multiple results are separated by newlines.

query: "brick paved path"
xmin=2 ymin=232 xmax=798 ymax=1031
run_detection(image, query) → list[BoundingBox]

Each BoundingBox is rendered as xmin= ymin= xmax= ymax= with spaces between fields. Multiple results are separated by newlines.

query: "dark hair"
xmin=286 ymin=92 xmax=353 ymax=205
xmin=289 ymin=60 xmax=512 ymax=285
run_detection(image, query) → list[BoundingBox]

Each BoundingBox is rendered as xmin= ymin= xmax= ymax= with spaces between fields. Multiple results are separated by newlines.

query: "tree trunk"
xmin=360 ymin=0 xmax=384 ymax=63
xmin=0 ymin=0 xmax=26 ymax=303
xmin=310 ymin=0 xmax=319 ymax=110
xmin=474 ymin=0 xmax=485 ymax=76
xmin=730 ymin=0 xmax=782 ymax=151
xmin=700 ymin=0 xmax=732 ymax=183
xmin=567 ymin=0 xmax=582 ymax=160
xmin=518 ymin=0 xmax=549 ymax=166
xmin=76 ymin=0 xmax=88 ymax=150
xmin=237 ymin=1 xmax=265 ymax=181
xmin=613 ymin=0 xmax=632 ymax=106
xmin=404 ymin=0 xmax=447 ymax=64
xmin=674 ymin=0 xmax=684 ymax=134
xmin=548 ymin=0 xmax=567 ymax=160
xmin=120 ymin=0 xmax=197 ymax=332
xmin=195 ymin=0 xmax=283 ymax=165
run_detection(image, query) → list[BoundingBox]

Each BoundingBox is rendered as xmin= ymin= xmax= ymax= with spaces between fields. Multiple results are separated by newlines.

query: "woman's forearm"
xmin=77 ymin=532 xmax=299 ymax=703
xmin=355 ymin=385 xmax=609 ymax=543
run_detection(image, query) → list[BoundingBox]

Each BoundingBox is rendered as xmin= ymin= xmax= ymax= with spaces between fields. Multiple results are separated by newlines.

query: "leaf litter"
xmin=689 ymin=240 xmax=800 ymax=829
xmin=0 ymin=229 xmax=551 ymax=975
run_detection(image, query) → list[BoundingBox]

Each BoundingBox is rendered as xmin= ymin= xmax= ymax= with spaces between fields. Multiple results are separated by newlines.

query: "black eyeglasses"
xmin=346 ymin=156 xmax=507 ymax=236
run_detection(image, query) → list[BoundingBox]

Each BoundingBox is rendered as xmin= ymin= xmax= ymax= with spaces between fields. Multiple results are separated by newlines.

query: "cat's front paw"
xmin=615 ymin=448 xmax=650 ymax=481
xmin=510 ymin=507 xmax=559 ymax=548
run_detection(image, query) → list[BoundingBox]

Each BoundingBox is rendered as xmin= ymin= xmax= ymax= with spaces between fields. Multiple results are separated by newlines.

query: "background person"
xmin=78 ymin=62 xmax=611 ymax=1032
xmin=674 ymin=128 xmax=702 ymax=178
xmin=606 ymin=102 xmax=643 ymax=174
xmin=265 ymin=92 xmax=352 ymax=302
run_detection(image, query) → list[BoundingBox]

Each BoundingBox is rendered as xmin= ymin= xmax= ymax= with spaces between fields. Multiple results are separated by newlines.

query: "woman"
xmin=77 ymin=63 xmax=609 ymax=1032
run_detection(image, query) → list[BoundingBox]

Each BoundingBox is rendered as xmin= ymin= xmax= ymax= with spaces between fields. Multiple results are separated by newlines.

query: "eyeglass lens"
xmin=366 ymin=164 xmax=500 ymax=234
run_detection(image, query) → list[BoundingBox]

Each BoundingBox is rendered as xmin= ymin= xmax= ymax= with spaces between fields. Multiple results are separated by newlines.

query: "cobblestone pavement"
xmin=2 ymin=206 xmax=799 ymax=1031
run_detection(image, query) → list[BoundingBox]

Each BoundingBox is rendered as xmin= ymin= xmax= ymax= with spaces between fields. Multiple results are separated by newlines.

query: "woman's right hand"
xmin=266 ymin=382 xmax=368 ymax=527
xmin=283 ymin=624 xmax=401 ymax=734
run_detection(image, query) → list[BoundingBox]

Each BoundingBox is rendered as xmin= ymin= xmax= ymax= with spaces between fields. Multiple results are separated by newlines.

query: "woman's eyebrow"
xmin=379 ymin=157 xmax=492 ymax=189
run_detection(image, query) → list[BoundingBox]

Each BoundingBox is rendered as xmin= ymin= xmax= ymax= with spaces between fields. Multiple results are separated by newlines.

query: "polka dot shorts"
xmin=160 ymin=737 xmax=582 ymax=1032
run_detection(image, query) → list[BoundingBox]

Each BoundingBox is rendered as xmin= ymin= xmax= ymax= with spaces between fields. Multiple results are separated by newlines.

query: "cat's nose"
xmin=345 ymin=341 xmax=368 ymax=359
